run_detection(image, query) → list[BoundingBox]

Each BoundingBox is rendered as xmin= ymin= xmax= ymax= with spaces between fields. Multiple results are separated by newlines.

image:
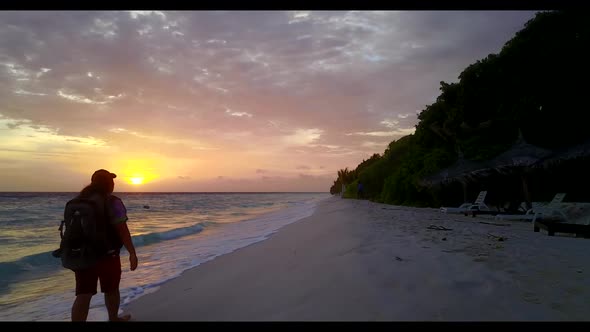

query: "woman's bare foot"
xmin=109 ymin=314 xmax=131 ymax=322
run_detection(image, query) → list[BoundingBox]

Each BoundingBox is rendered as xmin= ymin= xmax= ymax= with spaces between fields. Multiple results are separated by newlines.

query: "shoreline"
xmin=124 ymin=196 xmax=590 ymax=321
xmin=0 ymin=193 xmax=327 ymax=321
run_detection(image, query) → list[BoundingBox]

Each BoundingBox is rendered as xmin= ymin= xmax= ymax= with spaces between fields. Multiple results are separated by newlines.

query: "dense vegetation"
xmin=330 ymin=11 xmax=590 ymax=207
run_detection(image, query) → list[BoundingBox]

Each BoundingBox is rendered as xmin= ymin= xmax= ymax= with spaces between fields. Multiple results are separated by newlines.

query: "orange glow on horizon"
xmin=129 ymin=177 xmax=144 ymax=185
xmin=115 ymin=158 xmax=161 ymax=186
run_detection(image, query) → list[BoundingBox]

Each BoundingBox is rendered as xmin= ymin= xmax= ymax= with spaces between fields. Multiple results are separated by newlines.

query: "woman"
xmin=70 ymin=169 xmax=138 ymax=322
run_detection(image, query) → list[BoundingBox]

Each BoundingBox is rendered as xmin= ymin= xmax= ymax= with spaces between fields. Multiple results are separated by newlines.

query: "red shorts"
xmin=74 ymin=254 xmax=122 ymax=296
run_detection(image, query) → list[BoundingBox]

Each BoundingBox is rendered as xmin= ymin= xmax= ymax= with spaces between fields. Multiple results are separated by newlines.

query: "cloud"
xmin=14 ymin=89 xmax=47 ymax=96
xmin=361 ymin=141 xmax=388 ymax=148
xmin=108 ymin=127 xmax=217 ymax=152
xmin=4 ymin=119 xmax=31 ymax=129
xmin=255 ymin=169 xmax=268 ymax=174
xmin=346 ymin=127 xmax=416 ymax=137
xmin=296 ymin=165 xmax=311 ymax=170
xmin=225 ymin=108 xmax=253 ymax=118
xmin=57 ymin=90 xmax=124 ymax=105
xmin=0 ymin=11 xmax=537 ymax=191
xmin=380 ymin=119 xmax=399 ymax=128
xmin=0 ymin=116 xmax=109 ymax=169
xmin=177 ymin=175 xmax=191 ymax=180
xmin=282 ymin=128 xmax=323 ymax=146
xmin=129 ymin=11 xmax=167 ymax=20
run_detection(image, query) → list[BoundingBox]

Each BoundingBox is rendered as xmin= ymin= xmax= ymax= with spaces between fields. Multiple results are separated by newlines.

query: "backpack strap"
xmin=76 ymin=193 xmax=109 ymax=220
xmin=103 ymin=195 xmax=110 ymax=222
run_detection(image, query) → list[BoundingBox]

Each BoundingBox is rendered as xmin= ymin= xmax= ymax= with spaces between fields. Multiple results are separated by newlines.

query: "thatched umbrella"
xmin=420 ymin=149 xmax=491 ymax=202
xmin=487 ymin=130 xmax=553 ymax=173
xmin=533 ymin=138 xmax=590 ymax=168
xmin=421 ymin=150 xmax=487 ymax=186
xmin=483 ymin=131 xmax=553 ymax=209
xmin=421 ymin=130 xmax=553 ymax=208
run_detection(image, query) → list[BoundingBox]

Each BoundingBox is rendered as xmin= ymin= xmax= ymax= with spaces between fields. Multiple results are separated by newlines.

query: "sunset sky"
xmin=0 ymin=11 xmax=536 ymax=192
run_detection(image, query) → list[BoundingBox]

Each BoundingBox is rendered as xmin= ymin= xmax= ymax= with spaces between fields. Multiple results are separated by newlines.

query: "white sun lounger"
xmin=532 ymin=193 xmax=569 ymax=224
xmin=440 ymin=191 xmax=490 ymax=214
xmin=493 ymin=202 xmax=543 ymax=220
xmin=495 ymin=193 xmax=568 ymax=223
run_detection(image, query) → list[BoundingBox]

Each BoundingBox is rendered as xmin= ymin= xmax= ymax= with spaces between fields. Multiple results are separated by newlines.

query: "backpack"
xmin=53 ymin=196 xmax=111 ymax=271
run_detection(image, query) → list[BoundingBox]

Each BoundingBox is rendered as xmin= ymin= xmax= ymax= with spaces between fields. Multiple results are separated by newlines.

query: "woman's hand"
xmin=129 ymin=253 xmax=138 ymax=271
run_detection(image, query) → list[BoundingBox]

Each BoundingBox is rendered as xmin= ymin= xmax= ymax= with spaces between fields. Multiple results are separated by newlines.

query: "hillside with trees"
xmin=330 ymin=11 xmax=590 ymax=207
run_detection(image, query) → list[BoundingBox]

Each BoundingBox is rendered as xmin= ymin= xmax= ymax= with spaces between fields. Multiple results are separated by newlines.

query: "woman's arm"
xmin=114 ymin=222 xmax=138 ymax=271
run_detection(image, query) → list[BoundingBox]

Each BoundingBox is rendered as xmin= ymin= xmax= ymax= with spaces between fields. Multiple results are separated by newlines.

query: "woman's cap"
xmin=91 ymin=169 xmax=117 ymax=183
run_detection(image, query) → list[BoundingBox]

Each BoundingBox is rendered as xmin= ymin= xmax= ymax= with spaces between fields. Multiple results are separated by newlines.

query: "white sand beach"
xmin=123 ymin=196 xmax=590 ymax=321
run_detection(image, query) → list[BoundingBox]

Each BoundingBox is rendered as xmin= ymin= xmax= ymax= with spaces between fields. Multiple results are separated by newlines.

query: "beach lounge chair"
xmin=440 ymin=191 xmax=490 ymax=215
xmin=495 ymin=193 xmax=568 ymax=223
xmin=531 ymin=193 xmax=569 ymax=223
xmin=494 ymin=202 xmax=543 ymax=221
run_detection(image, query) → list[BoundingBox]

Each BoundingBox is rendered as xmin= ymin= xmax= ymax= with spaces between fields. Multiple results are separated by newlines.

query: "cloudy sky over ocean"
xmin=0 ymin=11 xmax=536 ymax=191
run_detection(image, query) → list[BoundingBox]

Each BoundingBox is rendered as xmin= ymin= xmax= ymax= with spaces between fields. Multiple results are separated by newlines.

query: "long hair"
xmin=79 ymin=178 xmax=114 ymax=198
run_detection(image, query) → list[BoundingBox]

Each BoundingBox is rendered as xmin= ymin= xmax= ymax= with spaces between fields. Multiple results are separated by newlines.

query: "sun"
xmin=129 ymin=177 xmax=144 ymax=185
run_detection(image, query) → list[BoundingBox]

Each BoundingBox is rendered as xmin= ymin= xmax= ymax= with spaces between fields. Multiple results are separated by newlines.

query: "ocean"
xmin=0 ymin=192 xmax=330 ymax=321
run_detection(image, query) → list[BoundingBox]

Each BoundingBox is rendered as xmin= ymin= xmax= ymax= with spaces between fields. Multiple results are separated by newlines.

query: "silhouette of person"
xmin=70 ymin=169 xmax=138 ymax=322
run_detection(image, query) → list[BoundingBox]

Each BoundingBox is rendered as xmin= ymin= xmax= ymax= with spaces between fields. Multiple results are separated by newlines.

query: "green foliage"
xmin=329 ymin=167 xmax=357 ymax=194
xmin=342 ymin=180 xmax=358 ymax=199
xmin=330 ymin=11 xmax=590 ymax=206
